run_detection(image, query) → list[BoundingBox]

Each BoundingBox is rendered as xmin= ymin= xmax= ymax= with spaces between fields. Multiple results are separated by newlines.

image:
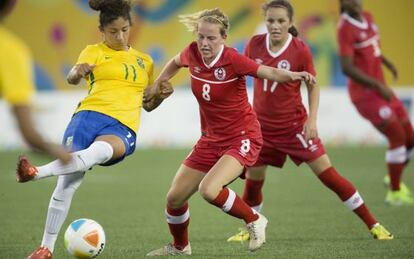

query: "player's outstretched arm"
xmin=12 ymin=105 xmax=72 ymax=163
xmin=143 ymin=54 xmax=182 ymax=112
xmin=381 ymin=55 xmax=398 ymax=81
xmin=257 ymin=65 xmax=316 ymax=84
xmin=304 ymin=81 xmax=319 ymax=141
xmin=156 ymin=54 xmax=182 ymax=83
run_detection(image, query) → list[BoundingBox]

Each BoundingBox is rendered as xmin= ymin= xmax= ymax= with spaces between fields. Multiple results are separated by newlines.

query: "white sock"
xmin=343 ymin=191 xmax=364 ymax=210
xmin=36 ymin=141 xmax=113 ymax=179
xmin=41 ymin=172 xmax=85 ymax=252
xmin=251 ymin=203 xmax=263 ymax=213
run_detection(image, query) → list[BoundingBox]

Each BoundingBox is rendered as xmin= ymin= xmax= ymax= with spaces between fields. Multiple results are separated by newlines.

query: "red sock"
xmin=388 ymin=163 xmax=404 ymax=191
xmin=210 ymin=187 xmax=258 ymax=224
xmin=318 ymin=167 xmax=377 ymax=228
xmin=166 ymin=203 xmax=190 ymax=250
xmin=242 ymin=179 xmax=264 ymax=208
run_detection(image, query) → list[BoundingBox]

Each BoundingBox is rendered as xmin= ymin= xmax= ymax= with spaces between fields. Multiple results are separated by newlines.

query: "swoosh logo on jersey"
xmin=126 ymin=132 xmax=132 ymax=138
xmin=105 ymin=56 xmax=112 ymax=59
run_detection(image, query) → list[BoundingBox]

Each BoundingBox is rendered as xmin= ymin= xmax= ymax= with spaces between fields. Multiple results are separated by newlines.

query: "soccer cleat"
xmin=227 ymin=227 xmax=250 ymax=242
xmin=370 ymin=224 xmax=394 ymax=240
xmin=146 ymin=243 xmax=191 ymax=256
xmin=385 ymin=189 xmax=414 ymax=206
xmin=383 ymin=175 xmax=411 ymax=195
xmin=27 ymin=246 xmax=53 ymax=259
xmin=16 ymin=155 xmax=38 ymax=182
xmin=246 ymin=213 xmax=268 ymax=251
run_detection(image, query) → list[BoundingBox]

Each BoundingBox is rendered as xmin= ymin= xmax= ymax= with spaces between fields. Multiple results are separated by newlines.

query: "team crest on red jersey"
xmin=277 ymin=60 xmax=291 ymax=70
xmin=214 ymin=67 xmax=226 ymax=80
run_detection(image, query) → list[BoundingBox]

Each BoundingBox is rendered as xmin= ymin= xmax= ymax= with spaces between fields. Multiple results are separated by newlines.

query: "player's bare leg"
xmin=147 ymin=165 xmax=203 ymax=256
xmin=200 ymin=155 xmax=267 ymax=251
xmin=227 ymin=166 xmax=267 ymax=242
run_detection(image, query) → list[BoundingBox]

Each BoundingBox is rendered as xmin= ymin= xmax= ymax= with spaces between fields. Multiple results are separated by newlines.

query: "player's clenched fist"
xmin=158 ymin=81 xmax=174 ymax=99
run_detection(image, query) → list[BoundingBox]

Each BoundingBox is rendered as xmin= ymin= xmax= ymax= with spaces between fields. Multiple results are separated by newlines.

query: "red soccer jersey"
xmin=337 ymin=11 xmax=384 ymax=102
xmin=180 ymin=42 xmax=261 ymax=144
xmin=245 ymin=33 xmax=316 ymax=137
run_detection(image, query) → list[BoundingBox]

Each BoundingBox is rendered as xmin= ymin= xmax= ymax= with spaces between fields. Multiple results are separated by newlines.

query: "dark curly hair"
xmin=0 ymin=0 xmax=16 ymax=20
xmin=89 ymin=0 xmax=132 ymax=29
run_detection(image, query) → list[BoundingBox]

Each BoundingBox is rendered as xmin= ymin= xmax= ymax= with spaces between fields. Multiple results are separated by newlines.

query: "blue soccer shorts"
xmin=62 ymin=110 xmax=136 ymax=166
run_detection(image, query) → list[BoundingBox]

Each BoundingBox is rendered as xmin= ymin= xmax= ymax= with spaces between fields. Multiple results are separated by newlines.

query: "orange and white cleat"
xmin=27 ymin=246 xmax=52 ymax=259
xmin=16 ymin=155 xmax=38 ymax=183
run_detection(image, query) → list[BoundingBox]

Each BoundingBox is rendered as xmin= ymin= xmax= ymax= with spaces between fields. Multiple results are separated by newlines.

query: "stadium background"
xmin=1 ymin=1 xmax=414 ymax=258
xmin=1 ymin=0 xmax=414 ymax=148
xmin=4 ymin=0 xmax=414 ymax=89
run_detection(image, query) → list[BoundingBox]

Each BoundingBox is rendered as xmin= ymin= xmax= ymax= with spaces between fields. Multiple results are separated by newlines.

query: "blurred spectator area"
xmin=4 ymin=0 xmax=414 ymax=90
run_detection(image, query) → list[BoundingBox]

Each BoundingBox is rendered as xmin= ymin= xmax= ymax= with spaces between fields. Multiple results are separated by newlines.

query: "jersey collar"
xmin=202 ymin=44 xmax=224 ymax=69
xmin=101 ymin=42 xmax=132 ymax=53
xmin=266 ymin=33 xmax=293 ymax=58
xmin=342 ymin=13 xmax=368 ymax=29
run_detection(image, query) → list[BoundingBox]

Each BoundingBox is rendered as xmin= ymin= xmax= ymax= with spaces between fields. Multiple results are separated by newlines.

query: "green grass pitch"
xmin=1 ymin=146 xmax=413 ymax=258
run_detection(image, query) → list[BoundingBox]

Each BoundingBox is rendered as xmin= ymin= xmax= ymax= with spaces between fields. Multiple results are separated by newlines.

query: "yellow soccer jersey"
xmin=0 ymin=25 xmax=34 ymax=105
xmin=74 ymin=42 xmax=154 ymax=133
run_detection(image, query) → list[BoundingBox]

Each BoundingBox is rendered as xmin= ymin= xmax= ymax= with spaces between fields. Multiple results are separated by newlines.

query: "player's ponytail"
xmin=89 ymin=0 xmax=132 ymax=29
xmin=262 ymin=0 xmax=298 ymax=37
xmin=288 ymin=25 xmax=299 ymax=37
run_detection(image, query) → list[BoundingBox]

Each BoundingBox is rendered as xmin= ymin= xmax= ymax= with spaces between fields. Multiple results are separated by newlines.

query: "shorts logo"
xmin=379 ymin=106 xmax=392 ymax=119
xmin=214 ymin=67 xmax=226 ymax=80
xmin=65 ymin=136 xmax=73 ymax=148
xmin=296 ymin=133 xmax=318 ymax=152
xmin=277 ymin=60 xmax=291 ymax=70
xmin=307 ymin=140 xmax=319 ymax=152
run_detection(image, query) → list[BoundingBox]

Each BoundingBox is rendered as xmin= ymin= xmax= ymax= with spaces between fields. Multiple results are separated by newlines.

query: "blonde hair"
xmin=179 ymin=8 xmax=229 ymax=37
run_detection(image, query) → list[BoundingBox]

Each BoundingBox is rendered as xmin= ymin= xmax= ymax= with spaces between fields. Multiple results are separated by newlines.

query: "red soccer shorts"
xmin=254 ymin=128 xmax=326 ymax=168
xmin=184 ymin=135 xmax=263 ymax=173
xmin=353 ymin=95 xmax=409 ymax=126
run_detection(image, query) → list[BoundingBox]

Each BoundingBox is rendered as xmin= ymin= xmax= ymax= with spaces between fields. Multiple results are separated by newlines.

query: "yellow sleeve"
xmin=76 ymin=45 xmax=100 ymax=65
xmin=0 ymin=40 xmax=34 ymax=105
